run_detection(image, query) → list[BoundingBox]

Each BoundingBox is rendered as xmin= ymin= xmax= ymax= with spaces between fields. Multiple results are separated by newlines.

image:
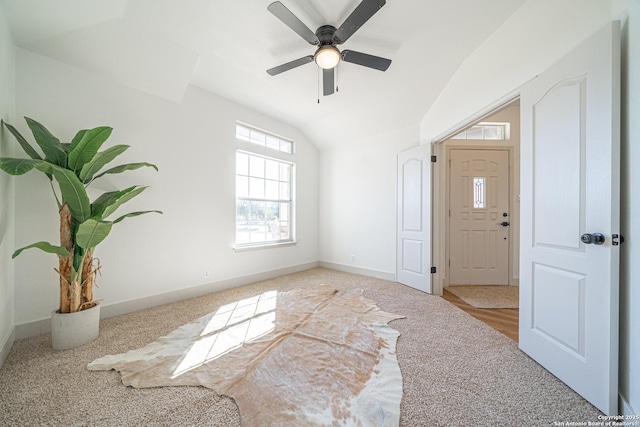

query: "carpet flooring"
xmin=0 ymin=268 xmax=601 ymax=426
xmin=447 ymin=285 xmax=519 ymax=309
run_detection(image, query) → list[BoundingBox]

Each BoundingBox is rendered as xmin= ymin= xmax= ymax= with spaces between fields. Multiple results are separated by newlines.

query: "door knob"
xmin=500 ymin=221 xmax=510 ymax=227
xmin=581 ymin=233 xmax=605 ymax=245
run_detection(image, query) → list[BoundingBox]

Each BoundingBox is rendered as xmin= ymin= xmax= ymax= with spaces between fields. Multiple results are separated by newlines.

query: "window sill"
xmin=233 ymin=241 xmax=297 ymax=252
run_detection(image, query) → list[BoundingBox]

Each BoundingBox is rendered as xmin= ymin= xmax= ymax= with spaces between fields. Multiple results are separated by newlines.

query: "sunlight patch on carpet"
xmin=88 ymin=284 xmax=405 ymax=426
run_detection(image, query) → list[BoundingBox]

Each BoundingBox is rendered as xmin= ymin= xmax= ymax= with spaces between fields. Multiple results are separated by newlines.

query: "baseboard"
xmin=0 ymin=327 xmax=15 ymax=369
xmin=318 ymin=261 xmax=396 ymax=282
xmin=101 ymin=261 xmax=320 ymax=319
xmin=620 ymin=393 xmax=637 ymax=416
xmin=15 ymin=261 xmax=320 ymax=339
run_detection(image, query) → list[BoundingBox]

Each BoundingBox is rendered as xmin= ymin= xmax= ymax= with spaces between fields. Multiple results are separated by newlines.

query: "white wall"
xmin=319 ymin=125 xmax=419 ymax=279
xmin=0 ymin=3 xmax=15 ymax=366
xmin=420 ymin=0 xmax=614 ymax=140
xmin=419 ymin=0 xmax=639 ymax=415
xmin=12 ymin=49 xmax=319 ymax=330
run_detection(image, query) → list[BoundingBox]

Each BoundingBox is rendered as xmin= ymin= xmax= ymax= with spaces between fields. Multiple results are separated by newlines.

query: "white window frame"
xmin=234 ymin=123 xmax=296 ymax=250
xmin=451 ymin=122 xmax=510 ymax=140
xmin=236 ymin=122 xmax=294 ymax=154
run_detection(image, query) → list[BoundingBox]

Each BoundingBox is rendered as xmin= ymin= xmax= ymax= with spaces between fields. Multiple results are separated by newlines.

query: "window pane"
xmin=250 ymin=201 xmax=266 ymax=221
xmin=466 ymin=126 xmax=483 ymax=139
xmin=280 ymin=163 xmax=290 ymax=182
xmin=249 ymin=156 xmax=264 ymax=178
xmin=266 ymin=135 xmax=280 ymax=150
xmin=249 ymin=177 xmax=264 ymax=199
xmin=473 ymin=177 xmax=486 ymax=209
xmin=236 ymin=176 xmax=249 ymax=198
xmin=279 ymin=182 xmax=290 ymax=200
xmin=483 ymin=125 xmax=502 ymax=140
xmin=236 ymin=125 xmax=250 ymax=142
xmin=250 ymin=129 xmax=266 ymax=146
xmin=280 ymin=202 xmax=289 ymax=221
xmin=236 ymin=200 xmax=251 ymax=244
xmin=236 ymin=152 xmax=249 ymax=176
xmin=279 ymin=221 xmax=289 ymax=240
xmin=265 ymin=180 xmax=278 ymax=200
xmin=280 ymin=140 xmax=293 ymax=154
xmin=265 ymin=159 xmax=279 ymax=180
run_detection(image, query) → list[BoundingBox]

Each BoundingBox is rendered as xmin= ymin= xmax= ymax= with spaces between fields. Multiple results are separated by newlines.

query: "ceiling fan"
xmin=266 ymin=0 xmax=392 ymax=96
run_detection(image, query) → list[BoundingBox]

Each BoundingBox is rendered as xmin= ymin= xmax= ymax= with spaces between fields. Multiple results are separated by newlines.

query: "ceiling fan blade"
xmin=341 ymin=50 xmax=391 ymax=71
xmin=323 ymin=68 xmax=335 ymax=96
xmin=267 ymin=55 xmax=314 ymax=76
xmin=268 ymin=2 xmax=319 ymax=45
xmin=334 ymin=0 xmax=386 ymax=44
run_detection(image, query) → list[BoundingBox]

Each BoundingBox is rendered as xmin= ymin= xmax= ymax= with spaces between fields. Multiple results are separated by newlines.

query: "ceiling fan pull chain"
xmin=317 ymin=66 xmax=321 ymax=103
xmin=336 ymin=65 xmax=339 ymax=93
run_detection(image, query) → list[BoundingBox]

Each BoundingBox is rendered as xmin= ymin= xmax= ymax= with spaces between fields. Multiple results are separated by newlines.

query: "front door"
xmin=519 ymin=22 xmax=620 ymax=415
xmin=449 ymin=149 xmax=510 ymax=285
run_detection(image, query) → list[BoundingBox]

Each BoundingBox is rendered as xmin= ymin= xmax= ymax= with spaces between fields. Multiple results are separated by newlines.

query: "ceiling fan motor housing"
xmin=316 ymin=25 xmax=338 ymax=46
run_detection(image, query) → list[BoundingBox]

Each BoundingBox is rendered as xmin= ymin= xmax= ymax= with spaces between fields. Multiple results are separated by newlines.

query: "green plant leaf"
xmin=1 ymin=120 xmax=42 ymax=160
xmin=91 ymin=186 xmax=135 ymax=218
xmin=76 ymin=218 xmax=113 ymax=249
xmin=36 ymin=164 xmax=91 ymax=222
xmin=102 ymin=186 xmax=147 ymax=219
xmin=69 ymin=129 xmax=88 ymax=152
xmin=113 ymin=210 xmax=162 ymax=224
xmin=68 ymin=126 xmax=113 ymax=172
xmin=12 ymin=241 xmax=70 ymax=259
xmin=72 ymin=245 xmax=86 ymax=274
xmin=79 ymin=144 xmax=130 ymax=182
xmin=92 ymin=162 xmax=158 ymax=181
xmin=24 ymin=117 xmax=67 ymax=168
xmin=0 ymin=158 xmax=42 ymax=175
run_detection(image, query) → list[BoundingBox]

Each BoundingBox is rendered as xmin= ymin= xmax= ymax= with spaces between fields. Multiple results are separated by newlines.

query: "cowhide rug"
xmin=88 ymin=284 xmax=405 ymax=426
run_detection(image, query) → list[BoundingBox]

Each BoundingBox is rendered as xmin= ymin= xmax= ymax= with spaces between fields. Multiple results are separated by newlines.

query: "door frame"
xmin=431 ymin=96 xmax=521 ymax=293
xmin=446 ymin=146 xmax=514 ymax=286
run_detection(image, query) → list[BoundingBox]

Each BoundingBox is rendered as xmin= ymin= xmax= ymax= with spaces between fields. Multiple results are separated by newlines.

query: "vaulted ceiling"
xmin=1 ymin=0 xmax=526 ymax=148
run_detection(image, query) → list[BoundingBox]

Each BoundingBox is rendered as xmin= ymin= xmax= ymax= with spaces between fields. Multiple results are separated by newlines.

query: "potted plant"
xmin=0 ymin=117 xmax=161 ymax=349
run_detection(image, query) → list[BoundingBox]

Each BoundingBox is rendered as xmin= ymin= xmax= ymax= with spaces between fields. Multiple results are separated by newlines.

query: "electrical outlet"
xmin=203 ymin=270 xmax=210 ymax=279
xmin=350 ymin=255 xmax=355 ymax=262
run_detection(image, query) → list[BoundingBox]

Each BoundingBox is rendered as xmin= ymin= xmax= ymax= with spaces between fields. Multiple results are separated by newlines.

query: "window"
xmin=452 ymin=122 xmax=508 ymax=140
xmin=473 ymin=177 xmax=486 ymax=209
xmin=235 ymin=150 xmax=293 ymax=247
xmin=236 ymin=123 xmax=293 ymax=154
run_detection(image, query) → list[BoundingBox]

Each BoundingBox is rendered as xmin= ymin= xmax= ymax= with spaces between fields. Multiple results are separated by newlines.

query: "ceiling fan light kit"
xmin=267 ymin=0 xmax=391 ymax=97
xmin=315 ymin=45 xmax=341 ymax=69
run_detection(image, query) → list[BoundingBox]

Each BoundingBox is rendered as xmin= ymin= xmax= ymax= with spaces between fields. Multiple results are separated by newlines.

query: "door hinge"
xmin=431 ymin=155 xmax=437 ymax=163
xmin=430 ymin=266 xmax=436 ymax=274
xmin=612 ymin=234 xmax=625 ymax=246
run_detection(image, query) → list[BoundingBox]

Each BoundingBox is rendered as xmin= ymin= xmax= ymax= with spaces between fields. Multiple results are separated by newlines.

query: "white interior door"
xmin=449 ymin=149 xmax=510 ymax=285
xmin=519 ymin=22 xmax=620 ymax=415
xmin=397 ymin=145 xmax=432 ymax=293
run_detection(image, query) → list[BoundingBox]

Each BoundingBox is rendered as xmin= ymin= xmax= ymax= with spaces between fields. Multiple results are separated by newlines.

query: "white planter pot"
xmin=51 ymin=303 xmax=101 ymax=350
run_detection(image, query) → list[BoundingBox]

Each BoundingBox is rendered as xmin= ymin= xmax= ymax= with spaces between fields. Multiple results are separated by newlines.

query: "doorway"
xmin=438 ymin=102 xmax=521 ymax=290
xmin=434 ymin=100 xmax=521 ymax=341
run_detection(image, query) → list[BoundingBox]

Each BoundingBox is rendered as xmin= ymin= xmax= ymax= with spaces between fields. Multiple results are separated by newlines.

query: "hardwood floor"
xmin=442 ymin=289 xmax=519 ymax=341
